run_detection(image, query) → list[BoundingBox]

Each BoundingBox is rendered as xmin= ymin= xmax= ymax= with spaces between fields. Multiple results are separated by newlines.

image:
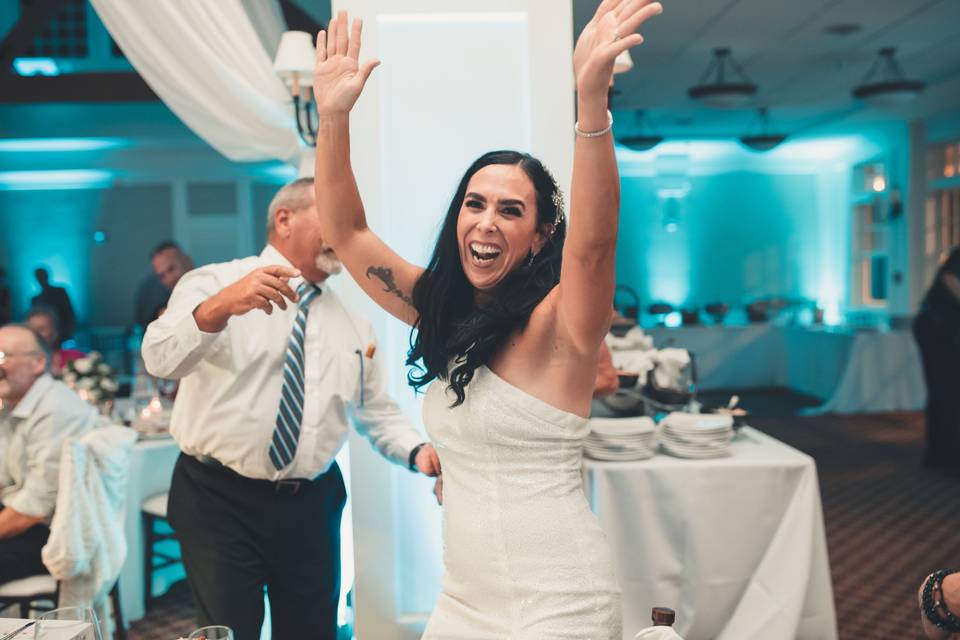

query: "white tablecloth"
xmin=584 ymin=428 xmax=837 ymax=640
xmin=118 ymin=436 xmax=181 ymax=625
xmin=0 ymin=618 xmax=93 ymax=640
xmin=800 ymin=329 xmax=925 ymax=415
xmin=640 ymin=325 xmax=924 ymax=414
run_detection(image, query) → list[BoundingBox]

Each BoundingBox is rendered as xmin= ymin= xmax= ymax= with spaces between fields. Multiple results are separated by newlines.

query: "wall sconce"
xmin=273 ymin=31 xmax=318 ymax=146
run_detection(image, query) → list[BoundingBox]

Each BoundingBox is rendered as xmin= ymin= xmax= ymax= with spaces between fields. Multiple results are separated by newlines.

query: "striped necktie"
xmin=269 ymin=281 xmax=321 ymax=470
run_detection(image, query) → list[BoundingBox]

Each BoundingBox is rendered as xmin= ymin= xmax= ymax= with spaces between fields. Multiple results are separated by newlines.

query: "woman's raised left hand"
xmin=573 ymin=0 xmax=662 ymax=99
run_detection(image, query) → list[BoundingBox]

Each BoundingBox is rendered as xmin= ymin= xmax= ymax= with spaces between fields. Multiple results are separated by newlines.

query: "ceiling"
xmin=573 ymin=0 xmax=960 ymax=139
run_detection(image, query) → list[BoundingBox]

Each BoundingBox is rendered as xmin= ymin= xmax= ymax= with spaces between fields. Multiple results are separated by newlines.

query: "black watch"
xmin=408 ymin=442 xmax=427 ymax=471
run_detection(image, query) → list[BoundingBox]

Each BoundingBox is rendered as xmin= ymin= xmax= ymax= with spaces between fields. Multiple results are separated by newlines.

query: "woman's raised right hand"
xmin=313 ymin=10 xmax=380 ymax=116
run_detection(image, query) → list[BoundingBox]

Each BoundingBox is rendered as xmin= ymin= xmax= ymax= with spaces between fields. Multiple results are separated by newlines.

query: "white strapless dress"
xmin=421 ymin=366 xmax=622 ymax=640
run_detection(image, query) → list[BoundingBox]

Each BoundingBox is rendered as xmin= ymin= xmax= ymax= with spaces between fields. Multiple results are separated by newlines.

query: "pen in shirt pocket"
xmin=354 ymin=343 xmax=376 ymax=406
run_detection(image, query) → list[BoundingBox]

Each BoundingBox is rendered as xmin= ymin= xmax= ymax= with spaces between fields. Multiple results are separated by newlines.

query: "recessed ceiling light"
xmin=825 ymin=23 xmax=861 ymax=36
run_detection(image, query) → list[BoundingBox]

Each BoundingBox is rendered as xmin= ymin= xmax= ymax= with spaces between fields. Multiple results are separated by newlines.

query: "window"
xmin=851 ymin=161 xmax=891 ymax=307
xmin=22 ymin=0 xmax=88 ymax=58
xmin=923 ymin=139 xmax=960 ymax=289
xmin=928 ymin=140 xmax=960 ymax=181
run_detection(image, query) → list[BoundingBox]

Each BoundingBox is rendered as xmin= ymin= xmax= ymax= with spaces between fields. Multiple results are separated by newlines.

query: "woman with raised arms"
xmin=312 ymin=2 xmax=662 ymax=637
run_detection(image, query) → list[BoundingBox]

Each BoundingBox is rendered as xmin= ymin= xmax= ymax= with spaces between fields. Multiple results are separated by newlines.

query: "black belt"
xmin=189 ymin=454 xmax=322 ymax=496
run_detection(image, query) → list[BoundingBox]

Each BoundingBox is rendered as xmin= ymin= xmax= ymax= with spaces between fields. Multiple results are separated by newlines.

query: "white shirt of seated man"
xmin=0 ymin=325 xmax=99 ymax=538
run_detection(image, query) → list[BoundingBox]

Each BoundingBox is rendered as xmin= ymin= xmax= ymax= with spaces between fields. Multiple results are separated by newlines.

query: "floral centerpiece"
xmin=63 ymin=351 xmax=120 ymax=406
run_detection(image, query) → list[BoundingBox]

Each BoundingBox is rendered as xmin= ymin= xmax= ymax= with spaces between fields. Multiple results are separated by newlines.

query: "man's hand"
xmin=414 ymin=443 xmax=441 ymax=477
xmin=194 ymin=265 xmax=300 ymax=332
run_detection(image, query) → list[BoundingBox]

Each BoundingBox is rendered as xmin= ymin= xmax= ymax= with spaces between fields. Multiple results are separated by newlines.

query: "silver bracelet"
xmin=575 ymin=110 xmax=613 ymax=138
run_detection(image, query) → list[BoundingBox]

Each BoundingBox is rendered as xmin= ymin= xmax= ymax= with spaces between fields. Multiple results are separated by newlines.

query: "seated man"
xmin=0 ymin=325 xmax=100 ymax=584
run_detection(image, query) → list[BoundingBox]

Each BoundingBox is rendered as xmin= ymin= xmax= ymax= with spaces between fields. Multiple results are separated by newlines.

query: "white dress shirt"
xmin=141 ymin=244 xmax=424 ymax=481
xmin=0 ymin=374 xmax=101 ymax=523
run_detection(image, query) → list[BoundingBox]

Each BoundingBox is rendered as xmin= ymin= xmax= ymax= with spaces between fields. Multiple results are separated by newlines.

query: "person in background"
xmin=0 ymin=325 xmax=99 ymax=583
xmin=30 ymin=267 xmax=75 ymax=342
xmin=913 ymin=246 xmax=960 ymax=471
xmin=142 ymin=178 xmax=440 ymax=640
xmin=25 ymin=307 xmax=84 ymax=378
xmin=0 ymin=267 xmax=12 ymax=326
xmin=133 ymin=242 xmax=194 ymax=329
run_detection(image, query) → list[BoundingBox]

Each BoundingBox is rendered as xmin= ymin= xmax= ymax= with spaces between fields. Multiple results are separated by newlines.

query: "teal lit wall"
xmin=611 ymin=135 xmax=896 ymax=319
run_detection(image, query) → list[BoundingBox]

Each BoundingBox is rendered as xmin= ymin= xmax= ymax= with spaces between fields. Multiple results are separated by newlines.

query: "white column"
xmin=327 ymin=2 xmax=575 ymax=638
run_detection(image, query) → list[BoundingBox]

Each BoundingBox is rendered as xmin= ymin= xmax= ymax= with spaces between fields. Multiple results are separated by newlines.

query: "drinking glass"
xmin=187 ymin=626 xmax=234 ymax=640
xmin=33 ymin=606 xmax=103 ymax=640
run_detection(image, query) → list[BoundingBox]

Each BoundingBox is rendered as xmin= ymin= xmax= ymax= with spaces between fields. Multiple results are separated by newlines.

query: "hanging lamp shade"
xmin=687 ymin=48 xmax=757 ymax=109
xmin=738 ymin=108 xmax=787 ymax=152
xmin=618 ymin=110 xmax=664 ymax=151
xmin=852 ymin=47 xmax=925 ymax=107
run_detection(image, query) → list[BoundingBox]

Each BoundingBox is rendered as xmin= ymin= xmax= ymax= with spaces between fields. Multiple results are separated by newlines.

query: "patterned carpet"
xmin=128 ymin=391 xmax=958 ymax=640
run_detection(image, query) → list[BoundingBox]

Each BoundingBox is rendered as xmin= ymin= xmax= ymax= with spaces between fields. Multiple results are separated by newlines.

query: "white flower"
xmin=88 ymin=388 xmax=102 ymax=402
xmin=101 ymin=378 xmax=119 ymax=392
xmin=73 ymin=358 xmax=93 ymax=374
xmin=77 ymin=377 xmax=95 ymax=390
xmin=97 ymin=363 xmax=111 ymax=375
xmin=64 ymin=373 xmax=77 ymax=386
xmin=89 ymin=351 xmax=102 ymax=362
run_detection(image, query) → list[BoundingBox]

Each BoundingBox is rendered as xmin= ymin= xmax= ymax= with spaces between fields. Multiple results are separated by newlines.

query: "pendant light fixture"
xmin=738 ymin=108 xmax=787 ymax=152
xmin=688 ymin=48 xmax=757 ymax=109
xmin=852 ymin=47 xmax=925 ymax=107
xmin=618 ymin=110 xmax=664 ymax=151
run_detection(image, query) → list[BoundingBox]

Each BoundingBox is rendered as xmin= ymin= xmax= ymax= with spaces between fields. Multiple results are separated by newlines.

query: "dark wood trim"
xmin=278 ymin=0 xmax=325 ymax=34
xmin=0 ymin=73 xmax=158 ymax=103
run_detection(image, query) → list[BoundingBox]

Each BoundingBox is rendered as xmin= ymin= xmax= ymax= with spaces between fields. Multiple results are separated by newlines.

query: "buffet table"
xmin=641 ymin=325 xmax=924 ymax=414
xmin=118 ymin=436 xmax=181 ymax=625
xmin=583 ymin=428 xmax=837 ymax=640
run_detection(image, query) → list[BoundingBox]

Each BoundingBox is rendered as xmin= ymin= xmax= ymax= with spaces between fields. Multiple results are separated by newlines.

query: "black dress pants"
xmin=167 ymin=454 xmax=346 ymax=640
xmin=0 ymin=504 xmax=49 ymax=584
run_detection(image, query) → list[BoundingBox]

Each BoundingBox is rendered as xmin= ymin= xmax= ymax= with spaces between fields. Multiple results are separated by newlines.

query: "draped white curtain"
xmin=90 ymin=0 xmax=302 ymax=166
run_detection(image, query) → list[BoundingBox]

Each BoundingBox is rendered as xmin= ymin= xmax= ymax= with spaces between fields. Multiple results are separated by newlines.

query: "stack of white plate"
xmin=659 ymin=412 xmax=734 ymax=459
xmin=585 ymin=417 xmax=656 ymax=461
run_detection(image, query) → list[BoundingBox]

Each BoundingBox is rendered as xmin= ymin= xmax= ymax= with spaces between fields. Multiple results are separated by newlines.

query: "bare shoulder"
xmin=488 ymin=287 xmax=599 ymax=417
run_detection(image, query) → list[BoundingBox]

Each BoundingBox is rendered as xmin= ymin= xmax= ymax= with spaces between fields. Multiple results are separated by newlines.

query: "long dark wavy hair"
xmin=406 ymin=150 xmax=567 ymax=405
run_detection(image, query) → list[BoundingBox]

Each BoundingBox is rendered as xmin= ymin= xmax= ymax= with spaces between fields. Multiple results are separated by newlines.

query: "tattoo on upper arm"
xmin=366 ymin=266 xmax=414 ymax=307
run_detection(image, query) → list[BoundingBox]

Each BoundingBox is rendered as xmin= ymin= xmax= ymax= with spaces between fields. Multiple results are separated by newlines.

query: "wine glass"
xmin=34 ymin=606 xmax=103 ymax=640
xmin=187 ymin=626 xmax=234 ymax=640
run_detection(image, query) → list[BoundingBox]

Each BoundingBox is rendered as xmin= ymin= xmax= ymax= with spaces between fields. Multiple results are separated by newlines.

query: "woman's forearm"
xmin=567 ymin=93 xmax=620 ymax=257
xmin=314 ymin=112 xmax=369 ymax=247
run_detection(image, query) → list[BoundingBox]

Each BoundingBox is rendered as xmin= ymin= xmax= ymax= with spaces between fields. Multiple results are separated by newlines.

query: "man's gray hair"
xmin=7 ymin=323 xmax=52 ymax=373
xmin=266 ymin=177 xmax=315 ymax=238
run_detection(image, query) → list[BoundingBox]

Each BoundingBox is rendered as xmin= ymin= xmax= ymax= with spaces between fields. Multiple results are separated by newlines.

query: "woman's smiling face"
xmin=456 ymin=164 xmax=547 ymax=291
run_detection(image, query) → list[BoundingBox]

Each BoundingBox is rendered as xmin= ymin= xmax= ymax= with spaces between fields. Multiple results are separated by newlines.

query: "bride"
xmin=312 ymin=1 xmax=661 ymax=637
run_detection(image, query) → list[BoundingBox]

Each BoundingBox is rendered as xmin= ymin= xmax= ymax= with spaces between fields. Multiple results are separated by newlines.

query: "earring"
xmin=524 ymin=251 xmax=535 ymax=267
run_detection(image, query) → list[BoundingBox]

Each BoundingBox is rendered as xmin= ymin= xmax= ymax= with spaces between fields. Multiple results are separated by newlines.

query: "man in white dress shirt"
xmin=0 ymin=325 xmax=99 ymax=584
xmin=142 ymin=178 xmax=440 ymax=640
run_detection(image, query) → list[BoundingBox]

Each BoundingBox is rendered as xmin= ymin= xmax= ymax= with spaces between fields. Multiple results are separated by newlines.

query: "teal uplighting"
xmin=0 ymin=138 xmax=127 ymax=152
xmin=0 ymin=170 xmax=115 ymax=190
xmin=13 ymin=57 xmax=60 ymax=76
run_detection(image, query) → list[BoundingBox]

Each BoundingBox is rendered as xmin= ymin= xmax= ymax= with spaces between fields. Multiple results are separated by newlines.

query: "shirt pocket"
xmin=334 ymin=348 xmax=364 ymax=406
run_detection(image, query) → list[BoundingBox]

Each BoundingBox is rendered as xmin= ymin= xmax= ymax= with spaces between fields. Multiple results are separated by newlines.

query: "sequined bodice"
xmin=421 ymin=366 xmax=621 ymax=639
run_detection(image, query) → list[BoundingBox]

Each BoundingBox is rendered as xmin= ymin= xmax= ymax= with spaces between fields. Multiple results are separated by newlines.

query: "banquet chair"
xmin=0 ymin=426 xmax=134 ymax=638
xmin=0 ymin=576 xmax=125 ymax=639
xmin=142 ymin=492 xmax=180 ymax=611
